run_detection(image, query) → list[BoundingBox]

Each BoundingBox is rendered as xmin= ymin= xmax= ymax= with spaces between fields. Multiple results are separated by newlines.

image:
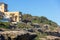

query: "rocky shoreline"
xmin=0 ymin=30 xmax=37 ymax=40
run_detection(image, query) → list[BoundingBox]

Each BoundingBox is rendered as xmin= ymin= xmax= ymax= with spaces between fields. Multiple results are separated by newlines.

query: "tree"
xmin=39 ymin=16 xmax=48 ymax=23
xmin=22 ymin=14 xmax=32 ymax=20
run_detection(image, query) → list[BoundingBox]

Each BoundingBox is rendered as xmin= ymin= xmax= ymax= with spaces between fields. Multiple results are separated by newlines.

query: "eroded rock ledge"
xmin=0 ymin=30 xmax=37 ymax=40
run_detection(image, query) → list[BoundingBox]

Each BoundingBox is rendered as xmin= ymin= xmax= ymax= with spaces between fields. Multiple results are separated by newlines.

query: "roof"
xmin=0 ymin=2 xmax=7 ymax=5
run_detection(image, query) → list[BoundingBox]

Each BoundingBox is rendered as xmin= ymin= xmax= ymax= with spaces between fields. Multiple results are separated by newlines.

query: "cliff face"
xmin=0 ymin=31 xmax=37 ymax=40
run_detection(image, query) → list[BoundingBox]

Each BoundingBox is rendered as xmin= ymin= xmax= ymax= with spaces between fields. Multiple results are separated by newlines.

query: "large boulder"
xmin=0 ymin=30 xmax=37 ymax=40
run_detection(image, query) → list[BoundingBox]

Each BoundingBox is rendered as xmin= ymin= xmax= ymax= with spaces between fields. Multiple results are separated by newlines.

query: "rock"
xmin=0 ymin=28 xmax=6 ymax=31
xmin=0 ymin=30 xmax=37 ymax=40
xmin=31 ymin=23 xmax=40 ymax=28
xmin=46 ymin=36 xmax=60 ymax=40
xmin=27 ymin=29 xmax=34 ymax=32
xmin=38 ymin=29 xmax=44 ymax=33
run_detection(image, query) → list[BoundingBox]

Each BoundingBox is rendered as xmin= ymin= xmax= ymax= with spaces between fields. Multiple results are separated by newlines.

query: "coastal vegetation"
xmin=0 ymin=22 xmax=10 ymax=29
xmin=0 ymin=14 xmax=58 ymax=29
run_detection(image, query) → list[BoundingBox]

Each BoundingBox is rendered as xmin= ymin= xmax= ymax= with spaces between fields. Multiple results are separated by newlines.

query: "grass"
xmin=34 ymin=31 xmax=47 ymax=40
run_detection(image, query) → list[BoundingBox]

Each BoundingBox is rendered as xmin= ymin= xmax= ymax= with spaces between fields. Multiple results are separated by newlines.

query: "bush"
xmin=0 ymin=22 xmax=10 ymax=29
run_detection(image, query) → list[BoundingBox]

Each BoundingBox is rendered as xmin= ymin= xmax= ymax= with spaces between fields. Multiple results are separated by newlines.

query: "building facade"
xmin=0 ymin=2 xmax=22 ymax=22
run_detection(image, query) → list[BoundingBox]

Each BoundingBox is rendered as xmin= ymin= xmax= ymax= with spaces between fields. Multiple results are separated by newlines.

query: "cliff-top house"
xmin=0 ymin=2 xmax=22 ymax=23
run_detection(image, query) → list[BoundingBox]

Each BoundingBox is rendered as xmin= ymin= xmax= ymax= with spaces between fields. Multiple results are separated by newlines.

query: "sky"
xmin=0 ymin=0 xmax=60 ymax=25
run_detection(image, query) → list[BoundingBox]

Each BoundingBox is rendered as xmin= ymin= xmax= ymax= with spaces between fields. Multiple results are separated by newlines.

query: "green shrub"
xmin=0 ymin=22 xmax=10 ymax=29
